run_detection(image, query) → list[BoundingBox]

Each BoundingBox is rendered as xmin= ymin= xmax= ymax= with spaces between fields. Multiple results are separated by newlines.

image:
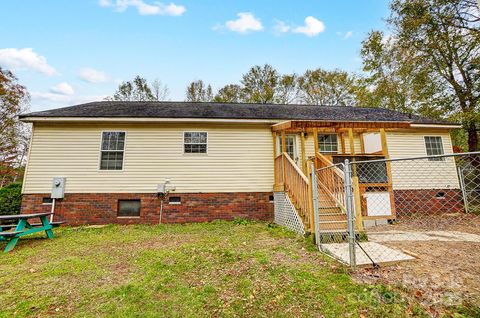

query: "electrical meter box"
xmin=51 ymin=177 xmax=66 ymax=199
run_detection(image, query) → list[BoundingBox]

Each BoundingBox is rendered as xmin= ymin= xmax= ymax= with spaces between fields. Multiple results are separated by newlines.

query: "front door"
xmin=278 ymin=134 xmax=299 ymax=164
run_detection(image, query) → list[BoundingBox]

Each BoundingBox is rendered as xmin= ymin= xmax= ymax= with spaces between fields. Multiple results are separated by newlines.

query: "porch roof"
xmin=271 ymin=120 xmax=411 ymax=132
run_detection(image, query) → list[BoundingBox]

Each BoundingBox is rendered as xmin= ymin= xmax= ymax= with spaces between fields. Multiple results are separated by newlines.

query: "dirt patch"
xmin=354 ymin=240 xmax=480 ymax=315
xmin=368 ymin=214 xmax=480 ymax=235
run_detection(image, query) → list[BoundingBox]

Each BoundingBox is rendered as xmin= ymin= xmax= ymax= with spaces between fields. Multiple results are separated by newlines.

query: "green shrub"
xmin=0 ymin=182 xmax=22 ymax=216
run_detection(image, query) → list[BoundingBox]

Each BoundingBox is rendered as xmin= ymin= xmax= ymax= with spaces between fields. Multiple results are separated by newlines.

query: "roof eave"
xmin=19 ymin=116 xmax=281 ymax=124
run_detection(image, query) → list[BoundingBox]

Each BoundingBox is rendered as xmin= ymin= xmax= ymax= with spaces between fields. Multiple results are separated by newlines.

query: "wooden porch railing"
xmin=274 ymin=152 xmax=311 ymax=228
xmin=315 ymin=153 xmax=347 ymax=213
xmin=274 ymin=154 xmax=284 ymax=186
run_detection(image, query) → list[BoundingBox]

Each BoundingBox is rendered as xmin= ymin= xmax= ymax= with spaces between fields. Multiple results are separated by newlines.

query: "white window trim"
xmin=423 ymin=135 xmax=445 ymax=161
xmin=317 ymin=133 xmax=339 ymax=154
xmin=276 ymin=134 xmax=298 ymax=159
xmin=98 ymin=131 xmax=127 ymax=171
xmin=183 ymin=131 xmax=208 ymax=155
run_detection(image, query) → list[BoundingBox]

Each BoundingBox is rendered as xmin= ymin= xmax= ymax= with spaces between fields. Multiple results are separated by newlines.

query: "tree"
xmin=360 ymin=31 xmax=445 ymax=115
xmin=108 ymin=76 xmax=156 ymax=101
xmin=378 ymin=0 xmax=480 ymax=151
xmin=241 ymin=64 xmax=279 ymax=104
xmin=151 ymin=79 xmax=170 ymax=101
xmin=276 ymin=74 xmax=299 ymax=104
xmin=0 ymin=68 xmax=30 ymax=187
xmin=185 ymin=80 xmax=214 ymax=102
xmin=214 ymin=84 xmax=243 ymax=103
xmin=297 ymin=68 xmax=363 ymax=106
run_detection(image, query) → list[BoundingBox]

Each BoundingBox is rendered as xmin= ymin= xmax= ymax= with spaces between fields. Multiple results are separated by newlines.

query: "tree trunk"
xmin=467 ymin=122 xmax=478 ymax=152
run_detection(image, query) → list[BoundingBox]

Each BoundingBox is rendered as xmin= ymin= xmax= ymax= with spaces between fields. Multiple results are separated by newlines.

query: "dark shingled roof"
xmin=20 ymin=101 xmax=454 ymax=125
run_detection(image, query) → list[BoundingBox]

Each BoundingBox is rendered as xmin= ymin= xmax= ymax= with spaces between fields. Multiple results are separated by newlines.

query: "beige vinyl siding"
xmin=304 ymin=133 xmax=316 ymax=159
xmin=23 ymin=123 xmax=274 ymax=194
xmin=386 ymin=131 xmax=459 ymax=189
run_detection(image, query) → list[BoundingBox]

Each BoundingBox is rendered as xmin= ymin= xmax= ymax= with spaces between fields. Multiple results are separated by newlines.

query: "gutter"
xmin=410 ymin=123 xmax=462 ymax=129
xmin=19 ymin=117 xmax=462 ymax=129
xmin=19 ymin=117 xmax=280 ymax=124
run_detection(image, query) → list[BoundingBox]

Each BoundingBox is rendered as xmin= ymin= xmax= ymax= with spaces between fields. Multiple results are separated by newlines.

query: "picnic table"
xmin=0 ymin=213 xmax=63 ymax=252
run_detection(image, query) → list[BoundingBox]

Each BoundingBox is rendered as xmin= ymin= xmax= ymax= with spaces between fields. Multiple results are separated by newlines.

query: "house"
xmin=19 ymin=101 xmax=461 ymax=228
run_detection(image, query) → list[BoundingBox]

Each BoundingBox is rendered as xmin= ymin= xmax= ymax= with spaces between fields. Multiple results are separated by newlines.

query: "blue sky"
xmin=0 ymin=0 xmax=390 ymax=111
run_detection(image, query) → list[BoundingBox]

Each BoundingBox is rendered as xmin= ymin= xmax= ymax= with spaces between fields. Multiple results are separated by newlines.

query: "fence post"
xmin=310 ymin=162 xmax=320 ymax=246
xmin=344 ymin=159 xmax=356 ymax=269
xmin=457 ymin=166 xmax=469 ymax=213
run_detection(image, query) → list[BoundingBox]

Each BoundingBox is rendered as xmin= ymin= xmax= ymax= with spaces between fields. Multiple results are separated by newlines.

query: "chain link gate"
xmin=313 ymin=152 xmax=480 ymax=269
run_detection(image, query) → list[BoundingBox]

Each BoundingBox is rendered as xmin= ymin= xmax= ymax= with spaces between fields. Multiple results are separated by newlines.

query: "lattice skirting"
xmin=273 ymin=192 xmax=305 ymax=235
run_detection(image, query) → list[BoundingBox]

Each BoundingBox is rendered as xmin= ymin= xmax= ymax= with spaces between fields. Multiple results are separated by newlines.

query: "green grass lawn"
xmin=0 ymin=221 xmax=445 ymax=317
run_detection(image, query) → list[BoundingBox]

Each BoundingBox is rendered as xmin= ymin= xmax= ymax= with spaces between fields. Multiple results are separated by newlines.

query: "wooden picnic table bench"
xmin=0 ymin=213 xmax=63 ymax=252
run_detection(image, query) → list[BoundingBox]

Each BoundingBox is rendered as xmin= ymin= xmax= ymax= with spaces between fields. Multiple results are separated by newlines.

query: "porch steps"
xmin=318 ymin=220 xmax=348 ymax=231
xmin=318 ymin=212 xmax=347 ymax=222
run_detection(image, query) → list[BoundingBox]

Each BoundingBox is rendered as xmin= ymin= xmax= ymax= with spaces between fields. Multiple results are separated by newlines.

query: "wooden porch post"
xmin=272 ymin=131 xmax=277 ymax=159
xmin=300 ymin=132 xmax=307 ymax=173
xmin=348 ymin=128 xmax=355 ymax=155
xmin=352 ymin=176 xmax=364 ymax=232
xmin=359 ymin=132 xmax=365 ymax=154
xmin=307 ymin=161 xmax=315 ymax=234
xmin=340 ymin=132 xmax=346 ymax=154
xmin=380 ymin=128 xmax=396 ymax=217
xmin=313 ymin=128 xmax=319 ymax=169
xmin=281 ymin=131 xmax=287 ymax=189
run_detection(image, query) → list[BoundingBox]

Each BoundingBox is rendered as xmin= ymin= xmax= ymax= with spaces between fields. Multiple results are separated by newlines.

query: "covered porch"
xmin=271 ymin=120 xmax=411 ymax=234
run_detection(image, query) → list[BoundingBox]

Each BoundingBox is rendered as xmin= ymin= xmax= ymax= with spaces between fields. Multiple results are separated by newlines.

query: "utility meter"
xmin=51 ymin=177 xmax=66 ymax=199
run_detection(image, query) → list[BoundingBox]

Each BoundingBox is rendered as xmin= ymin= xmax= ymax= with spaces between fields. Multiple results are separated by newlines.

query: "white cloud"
xmin=336 ymin=31 xmax=353 ymax=40
xmin=99 ymin=0 xmax=186 ymax=16
xmin=224 ymin=12 xmax=263 ymax=33
xmin=79 ymin=68 xmax=108 ymax=83
xmin=292 ymin=16 xmax=325 ymax=37
xmin=343 ymin=31 xmax=353 ymax=39
xmin=49 ymin=82 xmax=75 ymax=95
xmin=32 ymin=92 xmax=106 ymax=104
xmin=0 ymin=48 xmax=57 ymax=76
xmin=99 ymin=0 xmax=111 ymax=6
xmin=273 ymin=20 xmax=290 ymax=34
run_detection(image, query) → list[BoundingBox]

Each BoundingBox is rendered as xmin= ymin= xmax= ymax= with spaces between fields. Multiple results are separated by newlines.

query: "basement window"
xmin=118 ymin=199 xmax=141 ymax=217
xmin=168 ymin=196 xmax=181 ymax=205
xmin=436 ymin=191 xmax=446 ymax=199
xmin=42 ymin=197 xmax=53 ymax=205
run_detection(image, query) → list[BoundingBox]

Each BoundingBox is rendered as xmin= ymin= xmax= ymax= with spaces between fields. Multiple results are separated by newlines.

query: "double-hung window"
xmin=184 ymin=132 xmax=207 ymax=154
xmin=318 ymin=134 xmax=338 ymax=154
xmin=424 ymin=136 xmax=444 ymax=161
xmin=100 ymin=132 xmax=126 ymax=170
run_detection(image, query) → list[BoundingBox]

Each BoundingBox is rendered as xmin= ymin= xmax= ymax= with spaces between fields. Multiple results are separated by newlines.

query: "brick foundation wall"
xmin=393 ymin=189 xmax=464 ymax=216
xmin=21 ymin=192 xmax=274 ymax=225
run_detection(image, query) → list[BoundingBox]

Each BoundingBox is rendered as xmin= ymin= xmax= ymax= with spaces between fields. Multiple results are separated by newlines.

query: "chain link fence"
xmin=313 ymin=152 xmax=480 ymax=268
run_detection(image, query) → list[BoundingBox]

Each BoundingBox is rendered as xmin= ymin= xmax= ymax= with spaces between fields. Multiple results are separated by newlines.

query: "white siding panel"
xmin=386 ymin=131 xmax=459 ymax=189
xmin=23 ymin=123 xmax=274 ymax=193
